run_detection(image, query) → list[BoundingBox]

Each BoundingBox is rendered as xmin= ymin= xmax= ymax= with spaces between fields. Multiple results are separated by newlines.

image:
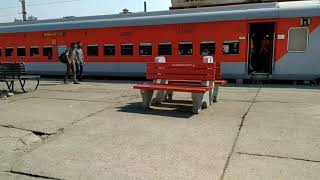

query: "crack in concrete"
xmin=71 ymin=107 xmax=109 ymax=125
xmin=7 ymin=97 xmax=36 ymax=103
xmin=0 ymin=125 xmax=55 ymax=137
xmin=40 ymin=89 xmax=114 ymax=94
xmin=18 ymin=138 xmax=28 ymax=152
xmin=237 ymin=152 xmax=320 ymax=163
xmin=0 ymin=125 xmax=64 ymax=156
xmin=254 ymin=100 xmax=290 ymax=104
xmin=7 ymin=171 xmax=64 ymax=180
xmin=22 ymin=96 xmax=110 ymax=103
xmin=238 ymin=87 xmax=261 ymax=130
xmin=219 ymin=99 xmax=253 ymax=103
xmin=219 ymin=86 xmax=262 ymax=180
xmin=0 ymin=126 xmax=65 ymax=180
xmin=221 ymin=99 xmax=291 ymax=104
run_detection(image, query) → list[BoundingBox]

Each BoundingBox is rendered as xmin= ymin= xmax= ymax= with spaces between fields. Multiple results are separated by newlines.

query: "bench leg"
xmin=35 ymin=78 xmax=40 ymax=90
xmin=166 ymin=91 xmax=173 ymax=101
xmin=18 ymin=78 xmax=40 ymax=93
xmin=212 ymin=85 xmax=220 ymax=103
xmin=153 ymin=90 xmax=166 ymax=105
xmin=140 ymin=90 xmax=154 ymax=109
xmin=191 ymin=92 xmax=210 ymax=114
xmin=18 ymin=79 xmax=27 ymax=93
xmin=5 ymin=81 xmax=14 ymax=92
xmin=209 ymin=88 xmax=214 ymax=106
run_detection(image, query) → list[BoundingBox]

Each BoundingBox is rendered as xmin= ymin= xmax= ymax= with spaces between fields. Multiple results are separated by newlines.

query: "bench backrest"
xmin=146 ymin=62 xmax=216 ymax=81
xmin=0 ymin=63 xmax=26 ymax=76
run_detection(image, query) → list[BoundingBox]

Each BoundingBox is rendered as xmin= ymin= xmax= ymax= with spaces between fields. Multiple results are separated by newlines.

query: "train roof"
xmin=0 ymin=0 xmax=319 ymax=33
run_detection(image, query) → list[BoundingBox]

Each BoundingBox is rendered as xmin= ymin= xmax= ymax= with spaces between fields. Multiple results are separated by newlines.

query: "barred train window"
xmin=179 ymin=42 xmax=193 ymax=56
xmin=104 ymin=44 xmax=115 ymax=56
xmin=200 ymin=41 xmax=215 ymax=56
xmin=288 ymin=27 xmax=309 ymax=52
xmin=121 ymin=44 xmax=133 ymax=56
xmin=30 ymin=46 xmax=40 ymax=57
xmin=223 ymin=41 xmax=239 ymax=55
xmin=158 ymin=43 xmax=172 ymax=56
xmin=43 ymin=46 xmax=53 ymax=59
xmin=87 ymin=45 xmax=99 ymax=56
xmin=17 ymin=47 xmax=26 ymax=57
xmin=5 ymin=48 xmax=13 ymax=57
xmin=139 ymin=43 xmax=152 ymax=56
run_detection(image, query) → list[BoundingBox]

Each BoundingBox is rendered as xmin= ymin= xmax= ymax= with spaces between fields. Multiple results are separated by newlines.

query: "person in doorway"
xmin=202 ymin=49 xmax=209 ymax=56
xmin=75 ymin=41 xmax=85 ymax=81
xmin=64 ymin=43 xmax=79 ymax=84
xmin=259 ymin=34 xmax=271 ymax=73
xmin=260 ymin=35 xmax=271 ymax=55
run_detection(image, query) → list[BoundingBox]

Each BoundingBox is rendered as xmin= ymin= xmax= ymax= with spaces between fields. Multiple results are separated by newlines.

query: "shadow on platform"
xmin=117 ymin=101 xmax=195 ymax=118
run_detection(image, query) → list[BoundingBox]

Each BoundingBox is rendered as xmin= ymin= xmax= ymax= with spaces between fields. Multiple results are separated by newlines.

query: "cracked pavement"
xmin=0 ymin=80 xmax=320 ymax=179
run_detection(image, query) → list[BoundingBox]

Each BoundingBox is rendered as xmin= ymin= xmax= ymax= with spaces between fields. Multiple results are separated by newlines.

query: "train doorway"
xmin=248 ymin=23 xmax=275 ymax=75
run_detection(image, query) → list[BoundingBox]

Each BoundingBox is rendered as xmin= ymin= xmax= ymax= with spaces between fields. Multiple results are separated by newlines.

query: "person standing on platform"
xmin=75 ymin=41 xmax=85 ymax=81
xmin=64 ymin=43 xmax=79 ymax=84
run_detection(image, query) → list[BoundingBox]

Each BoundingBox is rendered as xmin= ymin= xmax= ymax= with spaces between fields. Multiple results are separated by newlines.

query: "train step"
xmin=250 ymin=73 xmax=271 ymax=80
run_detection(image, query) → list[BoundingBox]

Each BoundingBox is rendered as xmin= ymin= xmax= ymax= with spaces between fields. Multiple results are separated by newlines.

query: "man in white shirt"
xmin=75 ymin=41 xmax=85 ymax=81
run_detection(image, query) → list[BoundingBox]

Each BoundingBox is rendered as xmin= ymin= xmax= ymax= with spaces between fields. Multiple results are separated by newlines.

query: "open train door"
xmin=248 ymin=23 xmax=275 ymax=78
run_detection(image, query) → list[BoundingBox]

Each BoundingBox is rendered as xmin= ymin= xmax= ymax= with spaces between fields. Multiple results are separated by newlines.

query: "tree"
xmin=27 ymin=15 xmax=38 ymax=21
xmin=120 ymin=8 xmax=131 ymax=14
xmin=14 ymin=18 xmax=23 ymax=22
xmin=14 ymin=15 xmax=38 ymax=22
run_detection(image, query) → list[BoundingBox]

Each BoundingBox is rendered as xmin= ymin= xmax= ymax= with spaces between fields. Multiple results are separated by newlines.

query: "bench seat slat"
xmin=0 ymin=79 xmax=15 ymax=81
xmin=148 ymin=63 xmax=215 ymax=69
xmin=147 ymin=68 xmax=215 ymax=75
xmin=168 ymin=80 xmax=227 ymax=86
xmin=134 ymin=84 xmax=212 ymax=93
xmin=147 ymin=74 xmax=215 ymax=81
xmin=19 ymin=75 xmax=40 ymax=79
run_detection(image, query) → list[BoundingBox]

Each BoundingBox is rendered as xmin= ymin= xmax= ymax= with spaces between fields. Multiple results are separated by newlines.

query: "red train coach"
xmin=0 ymin=0 xmax=319 ymax=80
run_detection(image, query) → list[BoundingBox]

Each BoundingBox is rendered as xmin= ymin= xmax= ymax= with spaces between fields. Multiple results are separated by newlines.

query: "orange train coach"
xmin=0 ymin=1 xmax=319 ymax=81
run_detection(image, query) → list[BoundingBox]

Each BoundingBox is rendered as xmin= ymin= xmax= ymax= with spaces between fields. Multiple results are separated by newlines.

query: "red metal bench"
xmin=134 ymin=62 xmax=217 ymax=114
xmin=165 ymin=61 xmax=227 ymax=102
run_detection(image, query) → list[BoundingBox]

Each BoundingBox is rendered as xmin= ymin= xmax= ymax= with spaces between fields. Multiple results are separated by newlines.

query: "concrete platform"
xmin=0 ymin=80 xmax=319 ymax=180
xmin=223 ymin=153 xmax=320 ymax=180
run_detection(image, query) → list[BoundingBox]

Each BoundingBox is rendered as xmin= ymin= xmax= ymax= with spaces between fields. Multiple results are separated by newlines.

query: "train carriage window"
xmin=30 ymin=46 xmax=40 ymax=57
xmin=5 ymin=48 xmax=13 ymax=57
xmin=158 ymin=43 xmax=172 ymax=56
xmin=43 ymin=46 xmax=53 ymax=59
xmin=179 ymin=42 xmax=193 ymax=56
xmin=223 ymin=41 xmax=240 ymax=55
xmin=139 ymin=43 xmax=152 ymax=56
xmin=121 ymin=44 xmax=133 ymax=56
xmin=104 ymin=44 xmax=115 ymax=56
xmin=17 ymin=47 xmax=26 ymax=57
xmin=0 ymin=48 xmax=2 ymax=58
xmin=288 ymin=27 xmax=309 ymax=52
xmin=200 ymin=41 xmax=215 ymax=56
xmin=57 ymin=45 xmax=67 ymax=56
xmin=87 ymin=45 xmax=99 ymax=56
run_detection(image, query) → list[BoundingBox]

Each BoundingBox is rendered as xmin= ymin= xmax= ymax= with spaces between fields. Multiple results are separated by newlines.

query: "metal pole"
xmin=19 ymin=0 xmax=27 ymax=21
xmin=144 ymin=1 xmax=147 ymax=12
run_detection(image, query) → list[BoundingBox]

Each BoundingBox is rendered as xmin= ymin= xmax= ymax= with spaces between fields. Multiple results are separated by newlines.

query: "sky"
xmin=0 ymin=0 xmax=172 ymax=23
